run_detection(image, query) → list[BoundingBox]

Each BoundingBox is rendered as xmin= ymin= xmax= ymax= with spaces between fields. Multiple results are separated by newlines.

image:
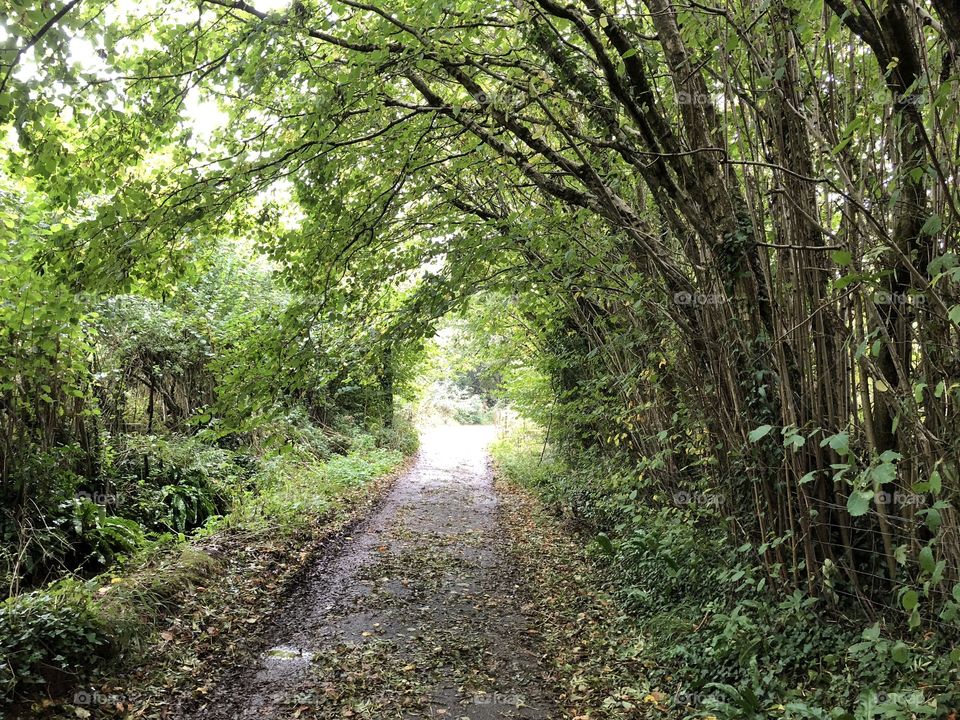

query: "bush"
xmin=453 ymin=406 xmax=488 ymax=424
xmin=2 ymin=498 xmax=145 ymax=593
xmin=374 ymin=412 xmax=420 ymax=456
xmin=0 ymin=582 xmax=117 ymax=703
xmin=234 ymin=445 xmax=403 ymax=533
xmin=0 ymin=445 xmax=91 ymax=589
xmin=492 ymin=434 xmax=631 ymax=530
xmin=52 ymin=499 xmax=144 ymax=569
xmin=421 ymin=380 xmax=494 ymax=424
xmin=259 ymin=407 xmax=338 ymax=459
xmin=492 ymin=434 xmax=563 ymax=491
xmin=493 ymin=429 xmax=960 ymax=720
xmin=108 ymin=434 xmax=245 ymax=533
xmin=325 ymin=448 xmax=403 ymax=487
xmin=347 ymin=431 xmax=377 ymax=452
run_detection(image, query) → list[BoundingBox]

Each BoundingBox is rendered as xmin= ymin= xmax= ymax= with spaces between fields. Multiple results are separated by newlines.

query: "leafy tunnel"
xmin=1 ymin=0 xmax=960 ymax=715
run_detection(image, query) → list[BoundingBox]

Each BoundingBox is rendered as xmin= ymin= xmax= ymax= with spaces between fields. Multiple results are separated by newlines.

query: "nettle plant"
xmin=746 ymin=417 xmax=960 ymax=633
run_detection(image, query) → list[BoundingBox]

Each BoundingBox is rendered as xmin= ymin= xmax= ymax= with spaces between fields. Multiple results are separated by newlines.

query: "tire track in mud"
xmin=187 ymin=425 xmax=558 ymax=719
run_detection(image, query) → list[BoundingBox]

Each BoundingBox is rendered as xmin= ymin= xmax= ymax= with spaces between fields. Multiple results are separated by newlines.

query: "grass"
xmin=491 ymin=430 xmax=960 ymax=720
xmin=2 ymin=439 xmax=409 ymax=714
xmin=228 ymin=445 xmax=403 ymax=533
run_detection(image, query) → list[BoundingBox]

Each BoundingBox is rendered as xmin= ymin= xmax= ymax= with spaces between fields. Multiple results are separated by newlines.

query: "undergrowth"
xmin=0 ymin=414 xmax=416 ymax=709
xmin=492 ymin=431 xmax=960 ymax=720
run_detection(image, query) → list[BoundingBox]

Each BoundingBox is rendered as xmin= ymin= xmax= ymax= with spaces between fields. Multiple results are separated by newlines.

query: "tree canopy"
xmin=3 ymin=0 xmax=960 ymax=650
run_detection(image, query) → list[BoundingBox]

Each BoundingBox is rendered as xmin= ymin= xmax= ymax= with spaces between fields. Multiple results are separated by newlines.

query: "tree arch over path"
xmin=4 ymin=0 xmax=960 ymax=605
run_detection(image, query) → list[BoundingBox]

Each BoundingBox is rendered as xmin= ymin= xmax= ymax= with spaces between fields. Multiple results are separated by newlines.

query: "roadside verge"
xmin=15 ymin=446 xmax=415 ymax=720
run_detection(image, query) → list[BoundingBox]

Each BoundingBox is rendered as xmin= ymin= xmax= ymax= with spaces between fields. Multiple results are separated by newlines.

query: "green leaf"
xmin=890 ymin=641 xmax=909 ymax=663
xmin=784 ymin=432 xmax=805 ymax=451
xmin=923 ymin=507 xmax=942 ymax=534
xmin=949 ymin=305 xmax=960 ymax=326
xmin=901 ymin=589 xmax=919 ymax=611
xmin=869 ymin=462 xmax=897 ymax=486
xmin=833 ymin=272 xmax=862 ymax=290
xmin=919 ymin=546 xmax=935 ymax=574
xmin=831 ymin=249 xmax=853 ymax=266
xmin=930 ymin=470 xmax=942 ymax=494
xmin=748 ymin=424 xmax=773 ymax=443
xmin=920 ymin=214 xmax=942 ymax=236
xmin=847 ymin=490 xmax=872 ymax=517
xmin=913 ymin=382 xmax=927 ymax=403
xmin=594 ymin=532 xmax=615 ymax=556
xmin=820 ymin=431 xmax=849 ymax=454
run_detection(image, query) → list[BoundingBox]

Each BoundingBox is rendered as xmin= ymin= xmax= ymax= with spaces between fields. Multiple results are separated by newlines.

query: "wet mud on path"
xmin=186 ymin=425 xmax=558 ymax=719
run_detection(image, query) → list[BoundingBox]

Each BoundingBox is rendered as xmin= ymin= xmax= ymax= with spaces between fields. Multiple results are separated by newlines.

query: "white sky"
xmin=1 ymin=0 xmax=307 ymax=241
xmin=3 ymin=0 xmax=295 ymax=138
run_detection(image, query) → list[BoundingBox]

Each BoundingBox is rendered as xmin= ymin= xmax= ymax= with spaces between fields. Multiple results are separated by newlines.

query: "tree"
xmin=4 ymin=0 xmax=959 ymax=606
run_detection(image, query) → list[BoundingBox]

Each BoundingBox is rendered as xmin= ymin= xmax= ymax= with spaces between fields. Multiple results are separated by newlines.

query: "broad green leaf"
xmin=847 ymin=490 xmax=872 ymax=517
xmin=749 ymin=424 xmax=773 ymax=443
xmin=901 ymin=589 xmax=919 ymax=611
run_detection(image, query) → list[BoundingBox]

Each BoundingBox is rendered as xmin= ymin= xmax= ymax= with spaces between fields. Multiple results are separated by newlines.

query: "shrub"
xmin=422 ymin=380 xmax=494 ymax=424
xmin=325 ymin=448 xmax=403 ymax=488
xmin=52 ymin=498 xmax=144 ymax=569
xmin=108 ymin=434 xmax=244 ymax=533
xmin=259 ymin=407 xmax=336 ymax=459
xmin=373 ymin=412 xmax=420 ymax=456
xmin=453 ymin=406 xmax=488 ymax=424
xmin=493 ymin=430 xmax=960 ymax=720
xmin=347 ymin=431 xmax=377 ymax=452
xmin=234 ymin=446 xmax=403 ymax=533
xmin=0 ymin=581 xmax=117 ymax=703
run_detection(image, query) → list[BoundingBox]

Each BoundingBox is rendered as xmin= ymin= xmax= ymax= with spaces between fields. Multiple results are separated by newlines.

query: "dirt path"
xmin=189 ymin=425 xmax=558 ymax=719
